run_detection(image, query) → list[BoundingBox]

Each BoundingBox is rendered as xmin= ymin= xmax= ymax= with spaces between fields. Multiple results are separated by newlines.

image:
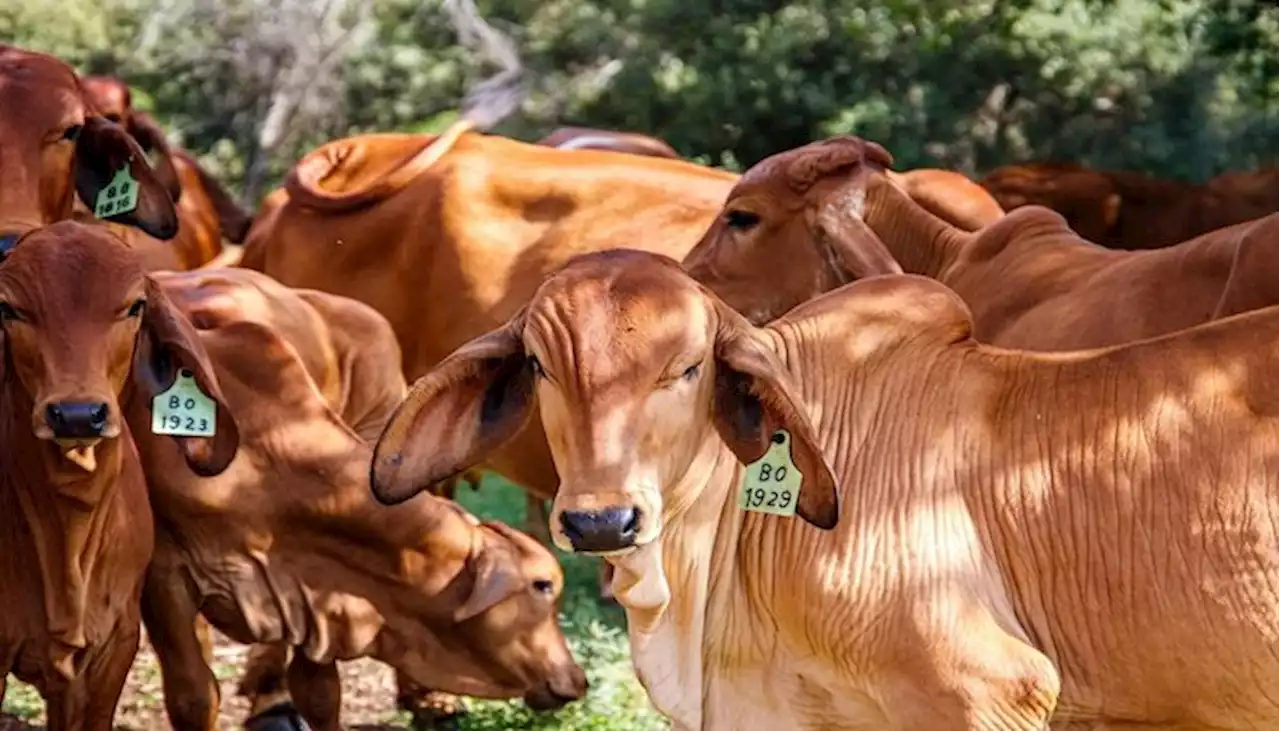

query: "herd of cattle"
xmin=0 ymin=41 xmax=1277 ymax=731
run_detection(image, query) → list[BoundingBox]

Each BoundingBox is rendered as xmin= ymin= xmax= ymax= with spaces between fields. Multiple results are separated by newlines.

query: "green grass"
xmin=448 ymin=475 xmax=669 ymax=731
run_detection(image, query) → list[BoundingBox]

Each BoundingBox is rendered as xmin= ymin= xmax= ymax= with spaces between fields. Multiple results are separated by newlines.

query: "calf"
xmin=129 ymin=272 xmax=587 ymax=731
xmin=0 ymin=46 xmax=177 ymax=244
xmin=683 ymin=136 xmax=1279 ymax=348
xmin=371 ymin=249 xmax=1277 ymax=731
xmin=0 ymin=221 xmax=238 ymax=730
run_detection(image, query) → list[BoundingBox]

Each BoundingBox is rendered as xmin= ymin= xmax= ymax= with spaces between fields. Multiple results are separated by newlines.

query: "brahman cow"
xmin=237 ymin=128 xmax=1002 ymax=600
xmin=130 ymin=269 xmax=586 ymax=731
xmin=684 ymin=135 xmax=1279 ymax=348
xmin=0 ymin=221 xmax=238 ymax=730
xmin=370 ymin=249 xmax=1278 ymax=731
xmin=80 ymin=75 xmax=253 ymax=269
xmin=0 ymin=46 xmax=178 ymax=244
xmin=981 ymin=159 xmax=1279 ymax=249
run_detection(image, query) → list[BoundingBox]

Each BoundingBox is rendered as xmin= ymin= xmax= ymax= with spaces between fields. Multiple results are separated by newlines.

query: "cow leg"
xmin=238 ymin=644 xmax=313 ymax=731
xmin=285 ymin=653 xmax=342 ymax=731
xmin=141 ymin=573 xmax=221 ymax=731
xmin=393 ymin=668 xmax=466 ymax=729
xmin=46 ymin=615 xmax=139 ymax=731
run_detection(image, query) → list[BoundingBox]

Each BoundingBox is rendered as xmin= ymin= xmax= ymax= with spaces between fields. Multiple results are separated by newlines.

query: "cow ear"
xmin=811 ymin=174 xmax=904 ymax=281
xmin=74 ymin=117 xmax=179 ymax=240
xmin=126 ymin=112 xmax=183 ymax=203
xmin=710 ymin=310 xmax=839 ymax=530
xmin=453 ymin=539 xmax=524 ymax=623
xmin=372 ymin=312 xmax=534 ymax=506
xmin=132 ymin=276 xmax=239 ymax=476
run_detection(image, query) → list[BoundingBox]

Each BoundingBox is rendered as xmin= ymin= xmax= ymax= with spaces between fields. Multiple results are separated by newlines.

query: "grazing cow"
xmin=0 ymin=221 xmax=238 ymax=730
xmin=80 ymin=75 xmax=253 ymax=269
xmin=536 ymin=126 xmax=682 ymax=159
xmin=684 ymin=136 xmax=1279 ymax=348
xmin=151 ymin=268 xmax=468 ymax=726
xmin=129 ymin=270 xmax=587 ymax=731
xmin=0 ymin=46 xmax=178 ymax=245
xmin=980 ymin=160 xmax=1279 ymax=249
xmin=370 ymin=249 xmax=1278 ymax=731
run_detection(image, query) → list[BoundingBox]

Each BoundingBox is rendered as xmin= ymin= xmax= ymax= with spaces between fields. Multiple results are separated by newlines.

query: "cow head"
xmin=683 ymin=136 xmax=903 ymax=325
xmin=81 ymin=75 xmax=183 ymax=202
xmin=0 ymin=220 xmax=237 ymax=475
xmin=372 ymin=249 xmax=839 ymax=556
xmin=0 ymin=46 xmax=178 ymax=243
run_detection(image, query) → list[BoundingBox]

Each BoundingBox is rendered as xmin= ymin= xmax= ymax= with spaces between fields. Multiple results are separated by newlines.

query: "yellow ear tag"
xmin=739 ymin=430 xmax=801 ymax=517
xmin=93 ymin=164 xmax=140 ymax=219
xmin=152 ymin=369 xmax=217 ymax=437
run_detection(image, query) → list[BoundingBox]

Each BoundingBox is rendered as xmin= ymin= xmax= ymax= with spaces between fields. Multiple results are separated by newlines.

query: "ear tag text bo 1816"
xmin=94 ymin=164 xmax=140 ymax=219
xmin=152 ymin=369 xmax=217 ymax=437
xmin=739 ymin=430 xmax=801 ymax=517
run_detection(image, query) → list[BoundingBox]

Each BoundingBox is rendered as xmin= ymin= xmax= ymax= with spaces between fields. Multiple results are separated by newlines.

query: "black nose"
xmin=45 ymin=401 xmax=110 ymax=439
xmin=559 ymin=506 xmax=641 ymax=553
xmin=0 ymin=233 xmax=20 ymax=260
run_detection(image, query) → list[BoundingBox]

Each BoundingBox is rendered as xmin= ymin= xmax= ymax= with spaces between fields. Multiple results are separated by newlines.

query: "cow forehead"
xmin=81 ymin=77 xmax=128 ymax=114
xmin=0 ymin=51 xmax=85 ymax=129
xmin=0 ymin=223 xmax=145 ymax=308
xmin=527 ymin=253 xmax=714 ymax=381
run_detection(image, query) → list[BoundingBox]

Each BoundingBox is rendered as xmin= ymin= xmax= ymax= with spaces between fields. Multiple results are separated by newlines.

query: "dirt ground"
xmin=1 ymin=629 xmax=408 ymax=731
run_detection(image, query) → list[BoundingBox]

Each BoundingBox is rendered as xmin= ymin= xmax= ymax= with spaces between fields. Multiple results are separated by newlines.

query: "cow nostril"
xmin=559 ymin=506 xmax=642 ymax=553
xmin=89 ymin=403 xmax=108 ymax=428
xmin=44 ymin=404 xmax=64 ymax=430
xmin=619 ymin=507 xmax=641 ymax=537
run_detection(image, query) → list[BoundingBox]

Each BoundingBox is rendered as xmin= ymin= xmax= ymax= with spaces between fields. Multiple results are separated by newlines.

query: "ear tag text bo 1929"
xmin=94 ymin=164 xmax=140 ymax=219
xmin=152 ymin=369 xmax=217 ymax=437
xmin=739 ymin=430 xmax=801 ymax=517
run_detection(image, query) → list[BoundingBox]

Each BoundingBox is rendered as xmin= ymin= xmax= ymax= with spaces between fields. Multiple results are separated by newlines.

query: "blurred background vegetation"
xmin=3 ymin=0 xmax=1275 ymax=204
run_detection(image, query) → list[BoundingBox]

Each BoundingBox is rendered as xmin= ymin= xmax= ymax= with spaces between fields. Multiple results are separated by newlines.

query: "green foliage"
xmin=6 ymin=0 xmax=1273 ymax=199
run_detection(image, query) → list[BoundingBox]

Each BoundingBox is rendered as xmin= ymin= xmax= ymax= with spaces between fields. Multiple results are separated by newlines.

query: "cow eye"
xmin=725 ymin=210 xmax=760 ymax=231
xmin=61 ymin=124 xmax=83 ymax=142
xmin=528 ymin=355 xmax=545 ymax=378
xmin=532 ymin=579 xmax=554 ymax=595
xmin=103 ymin=114 xmax=122 ymax=124
xmin=126 ymin=299 xmax=146 ymax=318
xmin=681 ymin=363 xmax=700 ymax=381
xmin=0 ymin=302 xmax=22 ymax=322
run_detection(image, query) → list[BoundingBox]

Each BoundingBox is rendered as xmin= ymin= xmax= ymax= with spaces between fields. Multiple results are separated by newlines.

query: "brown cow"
xmin=683 ymin=136 xmax=1279 ymax=348
xmin=80 ymin=75 xmax=253 ymax=269
xmin=0 ymin=46 xmax=178 ymax=246
xmin=981 ymin=160 xmax=1279 ymax=249
xmin=128 ymin=271 xmax=587 ymax=731
xmin=370 ymin=249 xmax=1278 ymax=731
xmin=150 ymin=268 xmax=467 ymax=726
xmin=536 ymin=126 xmax=682 ymax=159
xmin=0 ymin=221 xmax=238 ymax=730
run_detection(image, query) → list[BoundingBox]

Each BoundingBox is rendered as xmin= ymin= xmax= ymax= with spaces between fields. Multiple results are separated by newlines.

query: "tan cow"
xmin=129 ymin=269 xmax=587 ymax=731
xmin=370 ymin=249 xmax=1278 ymax=731
xmin=80 ymin=75 xmax=254 ymax=270
xmin=684 ymin=136 xmax=1279 ymax=348
xmin=0 ymin=221 xmax=238 ymax=730
xmin=980 ymin=160 xmax=1279 ymax=249
xmin=0 ymin=45 xmax=178 ymax=245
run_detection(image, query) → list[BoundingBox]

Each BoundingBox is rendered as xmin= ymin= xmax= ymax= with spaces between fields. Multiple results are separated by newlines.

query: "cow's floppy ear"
xmin=454 ymin=537 xmax=525 ymax=623
xmin=126 ymin=112 xmax=183 ymax=203
xmin=811 ymin=174 xmax=904 ymax=281
xmin=74 ymin=117 xmax=179 ymax=240
xmin=372 ymin=310 xmax=534 ymax=506
xmin=131 ymin=276 xmax=239 ymax=476
xmin=710 ymin=307 xmax=839 ymax=530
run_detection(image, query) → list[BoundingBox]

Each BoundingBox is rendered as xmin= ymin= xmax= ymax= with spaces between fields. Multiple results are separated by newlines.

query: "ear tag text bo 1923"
xmin=94 ymin=164 xmax=140 ymax=219
xmin=152 ymin=369 xmax=217 ymax=437
xmin=739 ymin=430 xmax=801 ymax=517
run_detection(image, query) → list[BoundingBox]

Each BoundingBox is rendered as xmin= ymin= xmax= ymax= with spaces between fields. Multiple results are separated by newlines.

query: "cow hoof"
xmin=244 ymin=701 xmax=312 ymax=731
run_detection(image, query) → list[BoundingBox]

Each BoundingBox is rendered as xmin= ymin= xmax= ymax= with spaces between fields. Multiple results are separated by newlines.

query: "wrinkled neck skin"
xmin=0 ymin=376 xmax=131 ymax=679
xmin=864 ymin=173 xmax=971 ymax=280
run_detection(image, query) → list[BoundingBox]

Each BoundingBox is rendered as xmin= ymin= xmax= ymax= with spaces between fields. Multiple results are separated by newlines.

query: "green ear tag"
xmin=93 ymin=164 xmax=140 ymax=219
xmin=739 ymin=430 xmax=802 ymax=517
xmin=152 ymin=369 xmax=217 ymax=437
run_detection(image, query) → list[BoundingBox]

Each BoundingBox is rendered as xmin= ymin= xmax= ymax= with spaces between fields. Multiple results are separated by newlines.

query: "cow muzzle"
xmin=44 ymin=401 xmax=111 ymax=439
xmin=558 ymin=506 xmax=643 ymax=554
xmin=522 ymin=664 xmax=588 ymax=711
